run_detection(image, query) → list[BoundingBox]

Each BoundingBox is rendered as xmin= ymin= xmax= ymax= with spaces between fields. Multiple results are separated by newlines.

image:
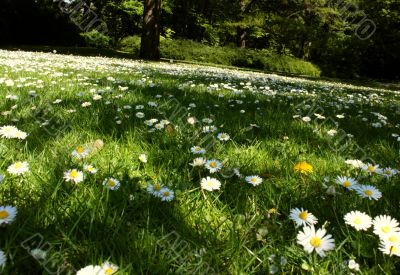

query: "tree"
xmin=140 ymin=0 xmax=162 ymax=60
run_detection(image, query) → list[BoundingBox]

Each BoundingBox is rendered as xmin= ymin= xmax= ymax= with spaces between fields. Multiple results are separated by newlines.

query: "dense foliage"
xmin=0 ymin=0 xmax=399 ymax=79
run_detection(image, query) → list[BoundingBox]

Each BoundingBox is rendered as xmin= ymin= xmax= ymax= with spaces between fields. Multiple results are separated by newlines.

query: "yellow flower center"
xmin=385 ymin=170 xmax=391 ymax=175
xmin=364 ymin=190 xmax=373 ymax=196
xmin=310 ymin=237 xmax=321 ymax=248
xmin=390 ymin=246 xmax=398 ymax=254
xmin=343 ymin=181 xmax=351 ymax=187
xmin=105 ymin=268 xmax=113 ymax=275
xmin=69 ymin=170 xmax=79 ymax=179
xmin=14 ymin=162 xmax=23 ymax=169
xmin=368 ymin=166 xmax=375 ymax=172
xmin=210 ymin=162 xmax=217 ymax=168
xmin=76 ymin=147 xmax=85 ymax=154
xmin=251 ymin=178 xmax=258 ymax=183
xmin=0 ymin=210 xmax=9 ymax=219
xmin=108 ymin=180 xmax=116 ymax=187
xmin=268 ymin=208 xmax=277 ymax=214
xmin=389 ymin=235 xmax=398 ymax=243
xmin=163 ymin=191 xmax=170 ymax=197
xmin=153 ymin=184 xmax=161 ymax=191
xmin=299 ymin=211 xmax=308 ymax=220
xmin=382 ymin=226 xmax=391 ymax=234
xmin=354 ymin=218 xmax=362 ymax=225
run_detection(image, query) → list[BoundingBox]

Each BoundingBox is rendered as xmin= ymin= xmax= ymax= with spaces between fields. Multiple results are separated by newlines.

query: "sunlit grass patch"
xmin=0 ymin=49 xmax=399 ymax=274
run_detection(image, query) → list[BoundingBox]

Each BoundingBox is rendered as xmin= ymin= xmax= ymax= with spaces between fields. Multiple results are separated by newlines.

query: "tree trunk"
xmin=238 ymin=0 xmax=247 ymax=48
xmin=140 ymin=0 xmax=162 ymax=60
xmin=239 ymin=29 xmax=247 ymax=48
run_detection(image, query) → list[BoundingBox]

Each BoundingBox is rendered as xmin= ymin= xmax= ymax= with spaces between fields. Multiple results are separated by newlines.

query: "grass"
xmin=0 ymin=49 xmax=399 ymax=274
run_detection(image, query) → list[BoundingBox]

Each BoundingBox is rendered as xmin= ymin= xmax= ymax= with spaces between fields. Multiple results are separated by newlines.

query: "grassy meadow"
xmin=0 ymin=49 xmax=399 ymax=274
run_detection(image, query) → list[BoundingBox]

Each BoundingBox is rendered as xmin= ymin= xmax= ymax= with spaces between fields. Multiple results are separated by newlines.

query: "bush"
xmin=118 ymin=35 xmax=141 ymax=56
xmin=117 ymin=36 xmax=321 ymax=77
xmin=80 ymin=30 xmax=111 ymax=49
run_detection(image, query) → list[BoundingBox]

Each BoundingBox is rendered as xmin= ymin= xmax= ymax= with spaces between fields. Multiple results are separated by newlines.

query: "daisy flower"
xmin=76 ymin=265 xmax=104 ymax=275
xmin=202 ymin=118 xmax=213 ymax=124
xmin=93 ymin=94 xmax=102 ymax=100
xmin=233 ymin=168 xmax=242 ymax=178
xmin=314 ymin=113 xmax=326 ymax=119
xmin=154 ymin=123 xmax=164 ymax=130
xmin=191 ymin=146 xmax=206 ymax=154
xmin=63 ymin=169 xmax=84 ymax=184
xmin=0 ymin=206 xmax=17 ymax=225
xmin=103 ymin=178 xmax=120 ymax=190
xmin=0 ymin=250 xmax=5 ymax=268
xmin=71 ymin=146 xmax=90 ymax=159
xmin=344 ymin=211 xmax=372 ymax=231
xmin=202 ymin=125 xmax=217 ymax=133
xmin=297 ymin=225 xmax=335 ymax=257
xmin=205 ymin=159 xmax=222 ymax=173
xmin=217 ymin=133 xmax=230 ymax=141
xmin=160 ymin=119 xmax=170 ymax=125
xmin=200 ymin=177 xmax=221 ymax=191
xmin=345 ymin=159 xmax=364 ymax=169
xmin=335 ymin=176 xmax=359 ymax=190
xmin=81 ymin=102 xmax=92 ymax=107
xmin=381 ymin=167 xmax=398 ymax=179
xmin=379 ymin=241 xmax=400 ymax=257
xmin=361 ymin=163 xmax=382 ymax=175
xmin=355 ymin=185 xmax=382 ymax=200
xmin=84 ymin=165 xmax=97 ymax=174
xmin=245 ymin=175 xmax=263 ymax=186
xmin=348 ymin=260 xmax=360 ymax=271
xmin=7 ymin=161 xmax=29 ymax=175
xmin=139 ymin=154 xmax=148 ymax=163
xmin=190 ymin=157 xmax=206 ymax=167
xmin=289 ymin=208 xmax=318 ymax=227
xmin=293 ymin=162 xmax=313 ymax=175
xmin=373 ymin=215 xmax=400 ymax=238
xmin=382 ymin=232 xmax=400 ymax=247
xmin=187 ymin=117 xmax=197 ymax=125
xmin=0 ymin=125 xmax=19 ymax=139
xmin=327 ymin=129 xmax=337 ymax=136
xmin=146 ymin=182 xmax=162 ymax=196
xmin=144 ymin=120 xmax=154 ymax=126
xmin=136 ymin=112 xmax=145 ymax=118
xmin=13 ymin=130 xmax=27 ymax=140
xmin=159 ymin=187 xmax=174 ymax=202
xmin=101 ymin=261 xmax=118 ymax=274
xmin=30 ymin=248 xmax=47 ymax=260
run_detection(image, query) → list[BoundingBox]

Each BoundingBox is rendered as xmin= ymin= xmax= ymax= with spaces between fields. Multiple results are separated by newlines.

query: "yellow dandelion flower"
xmin=294 ymin=162 xmax=314 ymax=175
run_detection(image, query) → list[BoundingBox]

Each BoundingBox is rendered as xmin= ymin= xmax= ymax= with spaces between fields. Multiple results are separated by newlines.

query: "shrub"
xmin=117 ymin=36 xmax=321 ymax=77
xmin=80 ymin=30 xmax=111 ymax=49
xmin=118 ymin=35 xmax=141 ymax=56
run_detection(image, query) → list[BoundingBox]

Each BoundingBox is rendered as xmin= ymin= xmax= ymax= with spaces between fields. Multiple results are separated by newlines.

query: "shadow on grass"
xmin=1 ymin=65 xmax=399 ymax=273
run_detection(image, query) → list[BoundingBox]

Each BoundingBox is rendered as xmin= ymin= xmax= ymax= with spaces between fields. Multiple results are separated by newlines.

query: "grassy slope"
xmin=0 ymin=50 xmax=399 ymax=274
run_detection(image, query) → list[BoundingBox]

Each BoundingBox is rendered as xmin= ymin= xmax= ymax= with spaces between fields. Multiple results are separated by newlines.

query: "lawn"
xmin=0 ymin=49 xmax=399 ymax=274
